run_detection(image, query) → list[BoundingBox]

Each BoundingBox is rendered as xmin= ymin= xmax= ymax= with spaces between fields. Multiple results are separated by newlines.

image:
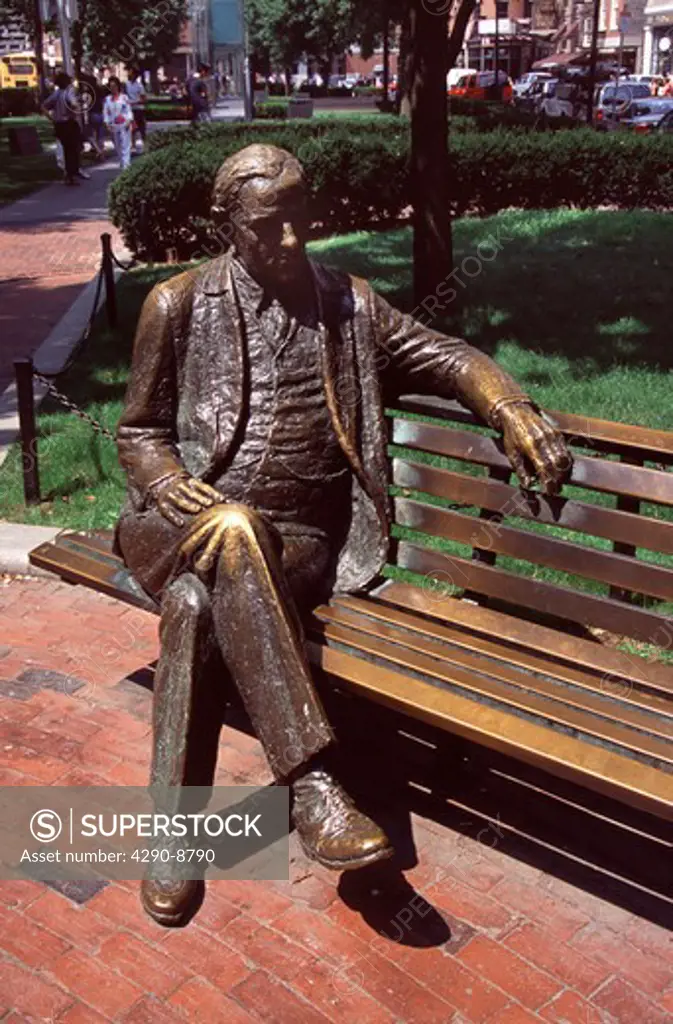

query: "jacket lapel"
xmin=195 ymin=251 xmax=246 ymax=472
xmin=313 ymin=262 xmax=369 ymax=487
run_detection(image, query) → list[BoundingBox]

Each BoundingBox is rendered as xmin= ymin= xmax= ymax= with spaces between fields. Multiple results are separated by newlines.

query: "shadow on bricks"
xmin=317 ymin=684 xmax=673 ymax=933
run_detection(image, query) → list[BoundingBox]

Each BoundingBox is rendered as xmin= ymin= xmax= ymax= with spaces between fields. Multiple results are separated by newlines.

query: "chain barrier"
xmin=32 ymin=371 xmax=116 ymax=441
xmin=34 ymin=262 xmax=105 ymax=381
xmin=110 ymin=251 xmax=137 ymax=272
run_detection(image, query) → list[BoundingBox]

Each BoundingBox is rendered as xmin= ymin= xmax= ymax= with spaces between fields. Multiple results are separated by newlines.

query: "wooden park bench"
xmin=29 ymin=397 xmax=673 ymax=822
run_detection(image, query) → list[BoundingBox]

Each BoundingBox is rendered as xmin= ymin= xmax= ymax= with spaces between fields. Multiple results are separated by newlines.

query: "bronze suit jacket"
xmin=116 ymin=251 xmax=528 ymax=594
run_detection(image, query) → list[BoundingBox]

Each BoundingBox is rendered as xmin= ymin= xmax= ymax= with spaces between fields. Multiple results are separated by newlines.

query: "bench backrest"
xmin=388 ymin=396 xmax=673 ymax=651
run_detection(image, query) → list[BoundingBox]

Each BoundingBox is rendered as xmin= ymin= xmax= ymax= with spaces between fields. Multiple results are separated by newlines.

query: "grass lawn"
xmin=0 ymin=115 xmax=62 ymax=206
xmin=1 ymin=207 xmax=671 ymax=634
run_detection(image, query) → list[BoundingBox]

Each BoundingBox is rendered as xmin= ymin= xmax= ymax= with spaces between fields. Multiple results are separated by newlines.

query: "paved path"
xmin=0 ymin=156 xmax=126 ymax=394
xmin=0 ymin=101 xmax=244 ymax=397
xmin=0 ymin=575 xmax=671 ymax=1022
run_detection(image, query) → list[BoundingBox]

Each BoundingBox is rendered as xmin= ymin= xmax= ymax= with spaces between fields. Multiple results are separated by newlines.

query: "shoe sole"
xmin=298 ymin=835 xmax=395 ymax=872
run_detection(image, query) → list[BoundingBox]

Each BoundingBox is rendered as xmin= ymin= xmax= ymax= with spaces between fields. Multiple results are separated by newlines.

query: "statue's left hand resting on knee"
xmin=114 ymin=143 xmax=572 ymax=926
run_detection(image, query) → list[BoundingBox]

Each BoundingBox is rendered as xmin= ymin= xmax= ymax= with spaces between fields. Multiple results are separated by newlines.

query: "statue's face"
xmin=230 ymin=167 xmax=310 ymax=289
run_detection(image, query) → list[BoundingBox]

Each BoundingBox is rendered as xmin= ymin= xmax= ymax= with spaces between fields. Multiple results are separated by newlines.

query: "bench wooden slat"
xmin=391 ymin=419 xmax=673 ymax=506
xmin=396 ymin=540 xmax=673 ymax=647
xmin=309 ymin=641 xmax=673 ymax=820
xmin=394 ymin=497 xmax=673 ymax=602
xmin=29 ymin=537 xmax=157 ymax=613
xmin=64 ymin=530 xmax=117 ymax=556
xmin=374 ymin=580 xmax=673 ymax=699
xmin=393 ymin=459 xmax=673 ymax=555
xmin=330 ymin=594 xmax=673 ymax=724
xmin=311 ymin=616 xmax=673 ymax=769
xmin=314 ymin=602 xmax=673 ymax=746
xmin=395 ymin=396 xmax=673 ymax=465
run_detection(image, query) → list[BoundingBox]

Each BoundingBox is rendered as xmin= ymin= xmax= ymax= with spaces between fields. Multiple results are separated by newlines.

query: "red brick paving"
xmin=0 ymin=575 xmax=672 ymax=1023
xmin=0 ymin=166 xmax=124 ymax=393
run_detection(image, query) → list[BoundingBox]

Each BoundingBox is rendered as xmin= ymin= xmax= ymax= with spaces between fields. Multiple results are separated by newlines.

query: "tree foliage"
xmin=246 ymin=0 xmax=358 ymax=75
xmin=77 ymin=0 xmax=188 ymax=72
xmin=246 ymin=0 xmax=411 ymax=75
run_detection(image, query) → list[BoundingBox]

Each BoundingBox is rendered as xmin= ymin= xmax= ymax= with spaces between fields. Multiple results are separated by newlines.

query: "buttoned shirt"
xmin=213 ymin=258 xmax=352 ymax=542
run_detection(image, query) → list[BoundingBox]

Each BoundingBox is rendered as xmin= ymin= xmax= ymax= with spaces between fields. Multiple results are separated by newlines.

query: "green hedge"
xmin=109 ymin=123 xmax=673 ymax=261
xmin=254 ymin=99 xmax=290 ymax=119
xmin=449 ymin=98 xmax=539 ymax=131
xmin=146 ymin=114 xmax=405 ymax=152
xmin=0 ymin=87 xmax=39 ymax=117
xmin=145 ymin=101 xmax=190 ymax=121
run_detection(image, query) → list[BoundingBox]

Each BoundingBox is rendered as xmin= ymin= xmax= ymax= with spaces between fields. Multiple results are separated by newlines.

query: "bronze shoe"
xmin=140 ymin=877 xmax=203 ymax=927
xmin=292 ymin=770 xmax=394 ymax=871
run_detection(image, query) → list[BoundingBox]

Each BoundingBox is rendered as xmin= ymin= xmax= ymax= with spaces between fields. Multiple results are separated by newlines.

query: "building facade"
xmin=643 ymin=0 xmax=673 ymax=73
xmin=463 ymin=0 xmax=553 ymax=78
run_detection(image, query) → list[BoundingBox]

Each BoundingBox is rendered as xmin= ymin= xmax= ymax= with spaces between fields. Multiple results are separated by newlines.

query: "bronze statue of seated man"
xmin=115 ymin=143 xmax=571 ymax=926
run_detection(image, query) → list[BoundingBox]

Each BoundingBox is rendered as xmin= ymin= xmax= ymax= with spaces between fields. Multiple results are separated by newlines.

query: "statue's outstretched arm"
xmin=369 ymin=288 xmax=572 ymax=495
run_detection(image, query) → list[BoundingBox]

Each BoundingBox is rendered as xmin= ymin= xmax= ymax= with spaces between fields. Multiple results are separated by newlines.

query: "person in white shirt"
xmin=103 ymin=76 xmax=133 ymax=170
xmin=125 ymin=68 xmax=147 ymax=153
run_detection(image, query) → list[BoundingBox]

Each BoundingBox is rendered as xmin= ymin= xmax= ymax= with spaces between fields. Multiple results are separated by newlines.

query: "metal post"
xmin=56 ymin=0 xmax=73 ymax=76
xmin=586 ymin=0 xmax=601 ymax=125
xmin=382 ymin=1 xmax=390 ymax=106
xmin=139 ymin=199 xmax=152 ymax=267
xmin=101 ymin=233 xmax=117 ymax=329
xmin=14 ymin=359 xmax=40 ymax=506
xmin=33 ymin=0 xmax=46 ymax=100
xmin=494 ymin=3 xmax=501 ymax=101
xmin=241 ymin=0 xmax=253 ymax=121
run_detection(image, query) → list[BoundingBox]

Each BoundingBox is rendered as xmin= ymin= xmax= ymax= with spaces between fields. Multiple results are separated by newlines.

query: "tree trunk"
xmin=409 ymin=0 xmax=453 ymax=309
xmin=72 ymin=20 xmax=83 ymax=81
xmin=397 ymin=9 xmax=411 ymax=116
xmin=382 ymin=5 xmax=390 ymax=105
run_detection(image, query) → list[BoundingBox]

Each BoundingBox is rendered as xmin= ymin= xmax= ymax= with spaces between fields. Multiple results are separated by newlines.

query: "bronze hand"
xmin=497 ymin=402 xmax=573 ymax=495
xmin=153 ymin=475 xmax=222 ymax=529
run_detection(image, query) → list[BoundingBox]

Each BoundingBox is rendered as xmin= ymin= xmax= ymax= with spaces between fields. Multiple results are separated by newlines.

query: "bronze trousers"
xmin=117 ymin=503 xmax=335 ymax=788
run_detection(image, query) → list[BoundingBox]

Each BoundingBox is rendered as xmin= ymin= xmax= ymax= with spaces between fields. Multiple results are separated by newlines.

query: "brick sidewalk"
xmin=0 ymin=576 xmax=671 ymax=1023
xmin=0 ymin=162 xmax=125 ymax=394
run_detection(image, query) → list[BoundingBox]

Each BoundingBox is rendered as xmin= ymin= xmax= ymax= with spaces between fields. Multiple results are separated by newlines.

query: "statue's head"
xmin=212 ymin=144 xmax=309 ymax=288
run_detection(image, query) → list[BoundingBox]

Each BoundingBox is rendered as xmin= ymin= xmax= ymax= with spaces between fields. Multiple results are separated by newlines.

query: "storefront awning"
xmin=532 ymin=49 xmax=588 ymax=69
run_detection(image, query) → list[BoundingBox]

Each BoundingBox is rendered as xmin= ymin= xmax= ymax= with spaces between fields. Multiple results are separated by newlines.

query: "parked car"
xmin=619 ymin=97 xmax=673 ymax=133
xmin=658 ymin=109 xmax=673 ymax=131
xmin=622 ymin=74 xmax=659 ymax=88
xmin=594 ymin=81 xmax=652 ymax=129
xmin=448 ymin=69 xmax=513 ymax=104
xmin=535 ymin=78 xmax=587 ymax=121
xmin=514 ymin=71 xmax=552 ymax=99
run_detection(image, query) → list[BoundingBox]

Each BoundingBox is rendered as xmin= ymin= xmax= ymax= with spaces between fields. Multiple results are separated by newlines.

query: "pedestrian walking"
xmin=125 ymin=67 xmax=147 ymax=153
xmin=42 ymin=72 xmax=86 ymax=186
xmin=103 ymin=76 xmax=133 ymax=170
xmin=188 ymin=62 xmax=212 ymax=123
xmin=79 ymin=68 xmax=107 ymax=161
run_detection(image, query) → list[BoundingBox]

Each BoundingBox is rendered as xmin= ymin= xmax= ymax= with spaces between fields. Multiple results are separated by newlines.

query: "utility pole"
xmin=382 ymin=0 xmax=390 ymax=107
xmin=617 ymin=5 xmax=631 ymax=86
xmin=494 ymin=0 xmax=500 ymax=100
xmin=33 ymin=0 xmax=46 ymax=98
xmin=56 ymin=0 xmax=74 ymax=75
xmin=240 ymin=0 xmax=253 ymax=120
xmin=586 ymin=0 xmax=601 ymax=125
